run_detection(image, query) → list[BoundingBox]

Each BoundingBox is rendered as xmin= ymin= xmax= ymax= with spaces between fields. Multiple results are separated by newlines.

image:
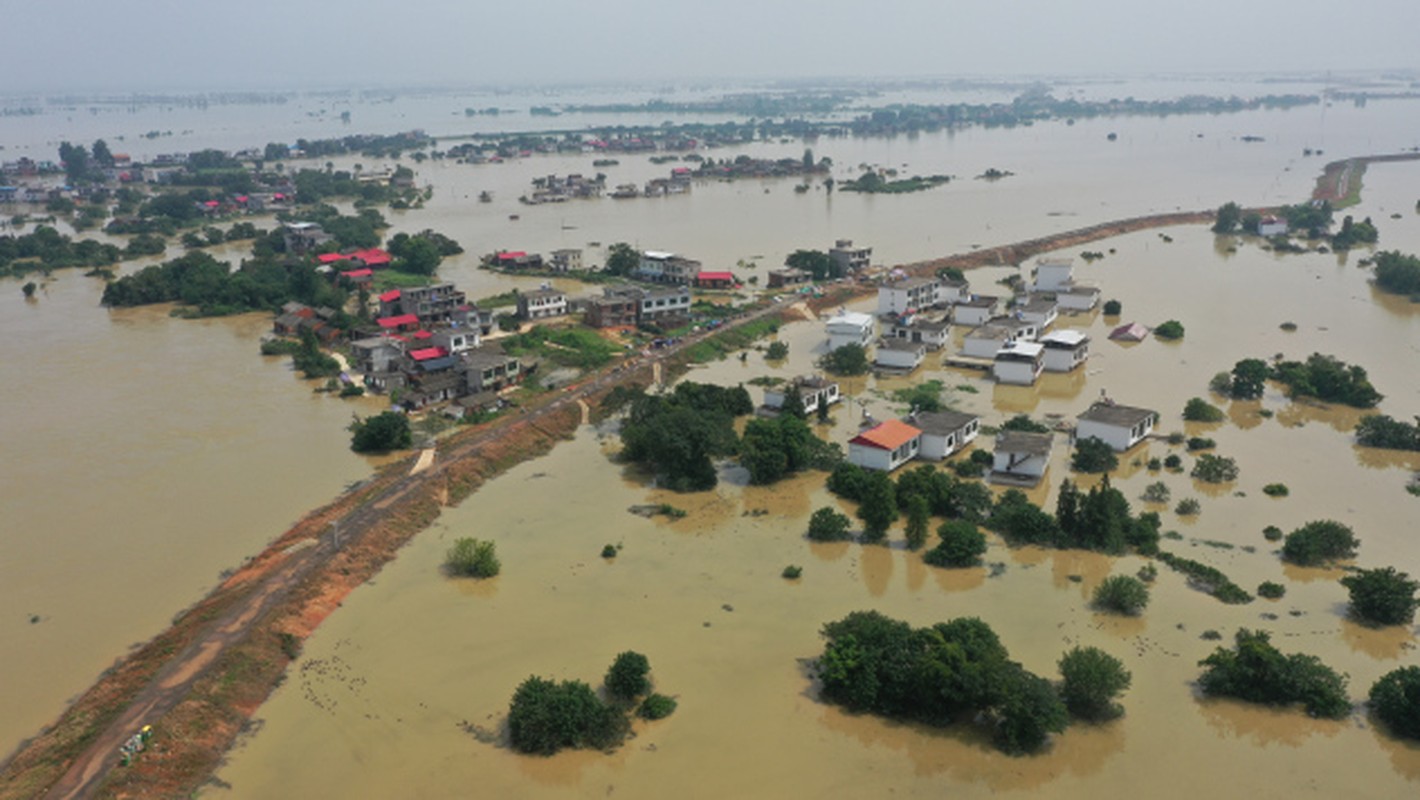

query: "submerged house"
xmin=990 ymin=431 xmax=1055 ymax=486
xmin=993 ymin=340 xmax=1045 ymax=385
xmin=1109 ymin=322 xmax=1150 ymax=342
xmin=1039 ymin=329 xmax=1090 ymax=372
xmin=1075 ymin=401 xmax=1157 ymax=451
xmin=848 ymin=419 xmax=923 ymax=472
xmin=825 ymin=311 xmax=875 ymax=350
xmin=875 ymin=338 xmax=927 ymax=371
xmin=908 ymin=410 xmax=980 ymax=461
xmin=877 ymin=277 xmax=943 ymax=315
xmin=886 ymin=314 xmax=950 ymax=350
xmin=953 ymin=295 xmax=1001 ymax=327
xmin=763 ymin=375 xmax=841 ymax=415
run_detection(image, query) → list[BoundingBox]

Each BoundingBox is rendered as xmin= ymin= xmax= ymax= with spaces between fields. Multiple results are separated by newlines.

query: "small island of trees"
xmin=506 ymin=650 xmax=674 ymax=755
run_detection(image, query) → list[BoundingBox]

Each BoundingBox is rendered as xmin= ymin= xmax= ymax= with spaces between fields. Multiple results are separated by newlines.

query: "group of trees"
xmin=783 ymin=249 xmax=842 ymax=281
xmin=102 ymin=250 xmax=348 ymax=318
xmin=348 ymin=410 xmax=412 ymax=453
xmin=1280 ymin=520 xmax=1359 ymax=566
xmin=618 ymin=383 xmax=753 ymax=491
xmin=739 ymin=413 xmax=841 ymax=484
xmin=818 ymin=343 xmax=870 ymax=376
xmin=1373 ymin=251 xmax=1420 ymax=296
xmin=603 ymin=242 xmax=640 ymax=276
xmin=1211 ymin=354 xmax=1380 ymax=409
xmin=1330 ymin=215 xmax=1379 ymax=249
xmin=0 ymin=225 xmax=122 ymax=279
xmin=444 ymin=537 xmax=500 ymax=578
xmin=1197 ymin=629 xmax=1350 ymax=718
xmin=1070 ymin=437 xmax=1118 ymax=473
xmin=1183 ymin=397 xmax=1226 ymax=423
xmin=816 ymin=611 xmax=1130 ymax=753
xmin=989 ymin=478 xmax=1161 ymax=556
xmin=1354 ymin=414 xmax=1420 ymax=451
xmin=825 ymin=462 xmax=994 ymax=545
xmin=507 ymin=651 xmax=674 ymax=755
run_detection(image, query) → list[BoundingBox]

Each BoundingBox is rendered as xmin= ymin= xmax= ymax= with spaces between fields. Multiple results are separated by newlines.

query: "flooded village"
xmin=3 ymin=70 xmax=1420 ymax=800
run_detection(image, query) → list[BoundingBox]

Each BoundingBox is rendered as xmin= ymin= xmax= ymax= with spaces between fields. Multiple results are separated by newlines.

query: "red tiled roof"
xmin=379 ymin=289 xmax=401 ymax=303
xmin=316 ymin=253 xmax=348 ymax=264
xmin=351 ymin=248 xmax=392 ymax=266
xmin=411 ymin=330 xmax=433 ymax=340
xmin=849 ymin=419 xmax=923 ymax=451
xmin=497 ymin=251 xmax=528 ymax=261
xmin=698 ymin=271 xmax=735 ymax=282
xmin=341 ymin=268 xmax=373 ymax=278
xmin=377 ymin=314 xmax=419 ymax=329
xmin=203 ymin=200 xmax=220 ymax=207
xmin=409 ymin=347 xmax=448 ymax=361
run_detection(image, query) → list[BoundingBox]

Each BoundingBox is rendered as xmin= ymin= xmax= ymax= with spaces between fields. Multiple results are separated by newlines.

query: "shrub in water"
xmin=445 ymin=538 xmax=500 ymax=578
xmin=1093 ymin=575 xmax=1150 ymax=616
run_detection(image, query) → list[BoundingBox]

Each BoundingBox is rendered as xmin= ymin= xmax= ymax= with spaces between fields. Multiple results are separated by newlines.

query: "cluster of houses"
xmin=521 ymin=174 xmax=606 ymax=204
xmin=823 ymin=257 xmax=1101 ymax=384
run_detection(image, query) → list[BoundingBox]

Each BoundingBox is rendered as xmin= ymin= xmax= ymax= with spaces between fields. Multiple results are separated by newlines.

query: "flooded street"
xmin=2 ymin=83 xmax=1420 ymax=794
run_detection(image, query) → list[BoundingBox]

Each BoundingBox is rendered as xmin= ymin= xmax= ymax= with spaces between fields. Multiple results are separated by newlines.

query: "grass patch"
xmin=682 ymin=317 xmax=779 ymax=363
xmin=504 ymin=326 xmax=621 ymax=370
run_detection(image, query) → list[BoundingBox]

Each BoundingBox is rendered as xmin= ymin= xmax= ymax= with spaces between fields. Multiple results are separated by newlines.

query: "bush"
xmin=349 ymin=411 xmax=412 ymax=453
xmin=1058 ymin=646 xmax=1132 ymax=721
xmin=782 ymin=565 xmax=803 ymax=579
xmin=1163 ymin=454 xmax=1183 ymax=470
xmin=1071 ymin=437 xmax=1118 ymax=473
xmin=1154 ymin=320 xmax=1185 ymax=340
xmin=1147 ymin=457 xmax=1162 ymax=471
xmin=1263 ymin=525 xmax=1284 ymax=542
xmin=1175 ymin=498 xmax=1201 ymax=516
xmin=1262 ymin=483 xmax=1289 ymax=497
xmin=1157 ymin=551 xmax=1254 ymax=604
xmin=1191 ymin=454 xmax=1239 ymax=483
xmin=1341 ymin=567 xmax=1420 ymax=626
xmin=993 ymin=667 xmax=1070 ymax=754
xmin=1002 ymin=414 xmax=1050 ymax=433
xmin=1258 ymin=581 xmax=1286 ymax=599
xmin=1369 ymin=667 xmax=1420 ymax=740
xmin=1183 ymin=397 xmax=1225 ymax=422
xmin=638 ymin=693 xmax=678 ymax=720
xmin=818 ymin=343 xmax=870 ymax=376
xmin=1197 ymin=629 xmax=1350 ymax=719
xmin=1141 ymin=481 xmax=1171 ymax=503
xmin=924 ymin=520 xmax=987 ymax=568
xmin=507 ymin=676 xmax=628 ymax=755
xmin=606 ymin=651 xmax=652 ymax=701
xmin=1103 ymin=299 xmax=1122 ymax=315
xmin=764 ymin=340 xmax=789 ymax=360
xmin=807 ymin=506 xmax=853 ymax=541
xmin=826 ymin=462 xmax=871 ymax=501
xmin=1186 ymin=437 xmax=1216 ymax=452
xmin=903 ymin=494 xmax=931 ymax=550
xmin=1281 ymin=520 xmax=1359 ymax=566
xmin=445 ymin=537 xmax=500 ymax=578
xmin=1093 ymin=575 xmax=1150 ymax=616
xmin=338 ymin=384 xmax=365 ymax=398
xmin=1355 ymin=414 xmax=1420 ymax=452
xmin=601 ymin=544 xmax=617 ymax=559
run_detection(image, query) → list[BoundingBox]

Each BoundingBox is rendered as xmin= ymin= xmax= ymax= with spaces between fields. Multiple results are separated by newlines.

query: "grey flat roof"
xmin=1077 ymin=402 xmax=1156 ymax=427
xmin=879 ymin=338 xmax=926 ymax=351
xmin=909 ymin=410 xmax=979 ymax=435
xmin=959 ymin=295 xmax=999 ymax=307
xmin=995 ymin=430 xmax=1055 ymax=456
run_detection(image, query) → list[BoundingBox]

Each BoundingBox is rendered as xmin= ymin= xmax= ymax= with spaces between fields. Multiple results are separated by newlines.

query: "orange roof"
xmin=849 ymin=419 xmax=922 ymax=451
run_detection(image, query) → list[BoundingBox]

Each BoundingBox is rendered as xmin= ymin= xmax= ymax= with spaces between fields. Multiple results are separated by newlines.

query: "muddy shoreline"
xmin=0 ymin=209 xmax=1219 ymax=800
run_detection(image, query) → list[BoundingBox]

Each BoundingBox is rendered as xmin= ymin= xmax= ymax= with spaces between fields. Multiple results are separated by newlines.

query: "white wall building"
xmin=962 ymin=318 xmax=1039 ymax=359
xmin=953 ymin=295 xmax=1000 ymax=327
xmin=991 ymin=431 xmax=1055 ymax=485
xmin=908 ymin=410 xmax=980 ymax=460
xmin=877 ymin=278 xmax=943 ymax=315
xmin=993 ymin=340 xmax=1045 ymax=385
xmin=1057 ymin=286 xmax=1101 ymax=311
xmin=763 ymin=376 xmax=841 ymax=415
xmin=847 ymin=419 xmax=922 ymax=472
xmin=1032 ymin=258 xmax=1075 ymax=293
xmin=886 ymin=315 xmax=950 ymax=350
xmin=1013 ymin=296 xmax=1058 ymax=330
xmin=875 ymin=338 xmax=926 ymax=371
xmin=826 ymin=311 xmax=876 ymax=350
xmin=1075 ymin=402 xmax=1157 ymax=451
xmin=1039 ymin=330 xmax=1090 ymax=372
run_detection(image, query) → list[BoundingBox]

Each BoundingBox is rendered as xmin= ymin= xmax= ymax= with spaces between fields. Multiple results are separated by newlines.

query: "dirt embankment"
xmin=0 ymin=209 xmax=1215 ymax=800
xmin=1311 ymin=152 xmax=1420 ymax=206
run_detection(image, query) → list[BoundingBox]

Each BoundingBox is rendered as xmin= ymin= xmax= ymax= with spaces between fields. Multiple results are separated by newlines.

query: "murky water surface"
xmin=3 ymin=85 xmax=1420 ymax=794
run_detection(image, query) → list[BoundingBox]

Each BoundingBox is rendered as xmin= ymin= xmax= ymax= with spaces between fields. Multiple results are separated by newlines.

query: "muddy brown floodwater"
xmin=206 ymin=161 xmax=1420 ymax=798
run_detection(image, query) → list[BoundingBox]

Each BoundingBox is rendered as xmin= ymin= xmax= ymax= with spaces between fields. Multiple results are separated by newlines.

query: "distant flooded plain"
xmin=208 ymin=162 xmax=1420 ymax=797
xmin=2 ymin=86 xmax=1419 ymax=790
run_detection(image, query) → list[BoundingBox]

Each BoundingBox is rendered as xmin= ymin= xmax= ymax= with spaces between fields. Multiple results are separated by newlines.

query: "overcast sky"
xmin=5 ymin=0 xmax=1418 ymax=92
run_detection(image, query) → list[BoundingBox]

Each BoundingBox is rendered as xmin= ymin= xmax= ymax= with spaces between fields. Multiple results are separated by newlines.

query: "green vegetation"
xmin=1281 ymin=520 xmax=1359 ymax=566
xmin=1258 ymin=581 xmax=1287 ymax=599
xmin=0 ymin=225 xmax=124 ymax=279
xmin=1163 ymin=454 xmax=1183 ymax=470
xmin=348 ymin=411 xmax=412 ymax=453
xmin=505 ymin=326 xmax=620 ymax=370
xmin=1262 ymin=483 xmax=1290 ymax=497
xmin=1212 ymin=202 xmax=1243 ymax=234
xmin=891 ymin=379 xmax=948 ymax=412
xmin=840 ymin=171 xmax=951 ymax=194
xmin=807 ymin=506 xmax=853 ymax=541
xmin=1154 ymin=320 xmax=1185 ymax=340
xmin=1373 ymin=251 xmax=1420 ymax=296
xmin=506 ymin=676 xmax=628 ymax=755
xmin=1221 ymin=358 xmax=1270 ymax=400
xmin=1341 ymin=567 xmax=1419 ymax=626
xmin=739 ymin=414 xmax=841 ymax=484
xmin=987 ymin=478 xmax=1161 ymax=556
xmin=1058 ymin=646 xmax=1132 ymax=722
xmin=1197 ymin=629 xmax=1350 ymax=719
xmin=815 ymin=611 xmax=1069 ymax=754
xmin=903 ymin=495 xmax=931 ymax=550
xmin=1092 ymin=575 xmax=1150 ymax=616
xmin=782 ymin=565 xmax=803 ymax=579
xmin=1354 ymin=414 xmax=1420 ymax=451
xmin=1102 ymin=299 xmax=1122 ymax=315
xmin=1279 ymin=200 xmax=1334 ymax=237
xmin=1263 ymin=525 xmax=1284 ymax=542
xmin=1191 ymin=454 xmax=1239 ymax=483
xmin=1141 ymin=482 xmax=1171 ymax=503
xmin=1157 ymin=551 xmax=1253 ymax=604
xmin=605 ymin=651 xmax=652 ymax=701
xmin=783 ymin=249 xmax=842 ymax=280
xmin=1186 ymin=437 xmax=1216 ymax=452
xmin=818 ymin=343 xmax=870 ymax=376
xmin=1175 ymin=498 xmax=1201 ymax=516
xmin=1330 ymin=215 xmax=1378 ymax=250
xmin=856 ymin=471 xmax=899 ymax=543
xmin=1071 ymin=437 xmax=1118 ymax=473
xmin=617 ymin=383 xmax=752 ymax=492
xmin=1369 ymin=667 xmax=1420 ymax=740
xmin=1183 ymin=397 xmax=1226 ymax=422
xmin=924 ymin=520 xmax=988 ymax=568
xmin=1002 ymin=414 xmax=1051 ymax=433
xmin=764 ymin=340 xmax=789 ymax=360
xmin=683 ymin=317 xmax=780 ymax=363
xmin=444 ymin=537 xmax=500 ymax=578
xmin=1271 ymin=353 xmax=1381 ymax=408
xmin=892 ymin=464 xmax=994 ymax=522
xmin=603 ymin=242 xmax=640 ymax=276
xmin=638 ymin=694 xmax=678 ymax=721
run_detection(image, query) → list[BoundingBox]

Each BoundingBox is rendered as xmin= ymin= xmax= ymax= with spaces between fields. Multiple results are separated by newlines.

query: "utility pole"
xmin=330 ymin=519 xmax=341 ymax=549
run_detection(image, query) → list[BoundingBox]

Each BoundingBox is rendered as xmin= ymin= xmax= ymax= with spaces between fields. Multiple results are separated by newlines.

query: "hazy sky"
xmin=6 ymin=0 xmax=1419 ymax=92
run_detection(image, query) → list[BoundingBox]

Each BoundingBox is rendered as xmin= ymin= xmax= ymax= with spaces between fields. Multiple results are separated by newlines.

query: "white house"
xmin=516 ymin=287 xmax=569 ymax=320
xmin=991 ymin=431 xmax=1055 ymax=485
xmin=993 ymin=340 xmax=1045 ymax=385
xmin=1032 ymin=258 xmax=1075 ymax=293
xmin=1075 ymin=402 xmax=1157 ymax=451
xmin=875 ymin=338 xmax=927 ymax=371
xmin=953 ymin=295 xmax=1000 ymax=327
xmin=763 ymin=375 xmax=841 ymax=415
xmin=431 ymin=328 xmax=478 ymax=355
xmin=848 ymin=419 xmax=923 ymax=472
xmin=877 ymin=277 xmax=942 ymax=315
xmin=1039 ymin=329 xmax=1090 ymax=372
xmin=829 ymin=239 xmax=872 ymax=273
xmin=1056 ymin=285 xmax=1101 ymax=311
xmin=962 ymin=318 xmax=1040 ymax=359
xmin=908 ymin=410 xmax=980 ymax=460
xmin=886 ymin=314 xmax=950 ymax=350
xmin=1258 ymin=215 xmax=1288 ymax=236
xmin=1013 ymin=296 xmax=1058 ymax=330
xmin=940 ymin=279 xmax=971 ymax=305
xmin=826 ymin=311 xmax=876 ymax=350
xmin=636 ymin=250 xmax=700 ymax=284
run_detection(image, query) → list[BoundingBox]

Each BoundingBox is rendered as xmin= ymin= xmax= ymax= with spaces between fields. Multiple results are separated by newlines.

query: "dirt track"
xmin=6 ymin=208 xmax=1214 ymax=800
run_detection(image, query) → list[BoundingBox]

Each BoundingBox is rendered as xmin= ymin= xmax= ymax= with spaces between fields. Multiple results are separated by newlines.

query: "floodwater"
xmin=2 ymin=83 xmax=1419 ymax=792
xmin=208 ymin=159 xmax=1420 ymax=796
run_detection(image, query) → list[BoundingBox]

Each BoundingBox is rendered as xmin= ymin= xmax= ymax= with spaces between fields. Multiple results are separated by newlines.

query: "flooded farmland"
xmin=2 ymin=81 xmax=1419 ymax=795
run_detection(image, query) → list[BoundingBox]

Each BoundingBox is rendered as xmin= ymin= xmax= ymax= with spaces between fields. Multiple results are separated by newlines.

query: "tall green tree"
xmin=605 ymin=242 xmax=639 ymax=276
xmin=1212 ymin=201 xmax=1242 ymax=234
xmin=857 ymin=471 xmax=898 ymax=542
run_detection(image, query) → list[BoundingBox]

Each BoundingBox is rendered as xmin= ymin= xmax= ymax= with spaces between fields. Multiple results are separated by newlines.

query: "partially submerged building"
xmin=848 ymin=419 xmax=922 ymax=472
xmin=993 ymin=340 xmax=1045 ymax=385
xmin=1039 ymin=330 xmax=1090 ymax=372
xmin=874 ymin=338 xmax=927 ymax=371
xmin=1075 ymin=401 xmax=1157 ymax=451
xmin=877 ymin=277 xmax=942 ymax=315
xmin=991 ymin=431 xmax=1055 ymax=486
xmin=825 ymin=311 xmax=875 ymax=350
xmin=907 ymin=410 xmax=980 ymax=461
xmin=763 ymin=376 xmax=841 ymax=415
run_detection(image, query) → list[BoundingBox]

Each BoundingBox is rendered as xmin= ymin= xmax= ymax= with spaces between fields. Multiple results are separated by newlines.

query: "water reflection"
xmin=1370 ymin=718 xmax=1420 ymax=783
xmin=859 ymin=544 xmax=894 ymax=597
xmin=926 ymin=562 xmax=987 ymax=594
xmin=1196 ymin=695 xmax=1345 ymax=747
xmin=1339 ymin=616 xmax=1416 ymax=661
